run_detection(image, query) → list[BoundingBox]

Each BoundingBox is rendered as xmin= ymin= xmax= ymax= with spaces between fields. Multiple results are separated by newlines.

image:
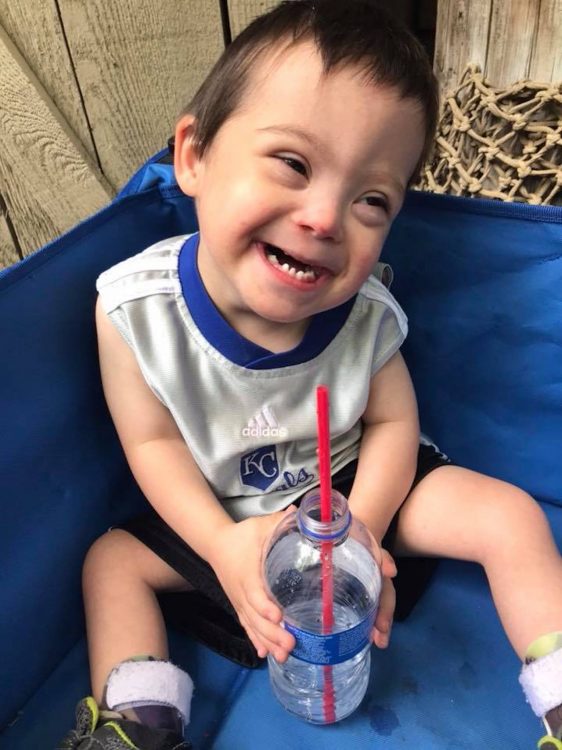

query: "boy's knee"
xmin=82 ymin=529 xmax=135 ymax=587
xmin=482 ymin=484 xmax=549 ymax=560
xmin=497 ymin=485 xmax=546 ymax=530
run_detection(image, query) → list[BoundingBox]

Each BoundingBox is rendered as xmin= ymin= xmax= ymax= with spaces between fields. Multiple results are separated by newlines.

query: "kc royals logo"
xmin=240 ymin=445 xmax=280 ymax=490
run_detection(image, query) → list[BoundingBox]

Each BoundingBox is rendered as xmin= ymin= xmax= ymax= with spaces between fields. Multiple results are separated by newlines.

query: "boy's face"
xmin=176 ymin=42 xmax=425 ymax=344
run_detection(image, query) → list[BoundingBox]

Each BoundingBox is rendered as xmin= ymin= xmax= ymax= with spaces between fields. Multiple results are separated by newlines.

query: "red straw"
xmin=316 ymin=385 xmax=336 ymax=723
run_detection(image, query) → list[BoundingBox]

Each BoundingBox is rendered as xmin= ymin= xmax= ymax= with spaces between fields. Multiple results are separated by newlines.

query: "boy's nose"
xmin=293 ymin=196 xmax=344 ymax=242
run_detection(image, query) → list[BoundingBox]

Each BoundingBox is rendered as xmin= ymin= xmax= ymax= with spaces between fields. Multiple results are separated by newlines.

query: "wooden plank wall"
xmin=0 ymin=0 xmax=226 ymax=268
xmin=1 ymin=0 xmax=560 ymax=269
xmin=435 ymin=0 xmax=562 ymax=95
xmin=0 ymin=194 xmax=19 ymax=268
xmin=58 ymin=0 xmax=224 ymax=189
xmin=0 ymin=23 xmax=112 ymax=257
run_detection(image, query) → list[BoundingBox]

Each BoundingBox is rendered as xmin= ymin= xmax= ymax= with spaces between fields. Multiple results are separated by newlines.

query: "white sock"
xmin=105 ymin=659 xmax=194 ymax=726
xmin=520 ymin=647 xmax=562 ymax=717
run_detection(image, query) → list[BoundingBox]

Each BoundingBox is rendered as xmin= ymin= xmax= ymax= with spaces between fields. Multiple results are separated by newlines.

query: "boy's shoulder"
xmin=97 ymin=235 xmax=188 ymax=286
xmin=356 ymin=264 xmax=408 ymax=338
xmin=359 ymin=263 xmax=403 ymax=305
xmin=96 ymin=234 xmax=190 ymax=314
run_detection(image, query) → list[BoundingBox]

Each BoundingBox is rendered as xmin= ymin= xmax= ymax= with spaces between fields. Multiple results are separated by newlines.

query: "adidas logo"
xmin=242 ymin=405 xmax=288 ymax=438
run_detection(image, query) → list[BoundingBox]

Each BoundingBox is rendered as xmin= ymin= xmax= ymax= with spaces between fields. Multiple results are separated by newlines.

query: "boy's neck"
xmin=227 ymin=311 xmax=311 ymax=354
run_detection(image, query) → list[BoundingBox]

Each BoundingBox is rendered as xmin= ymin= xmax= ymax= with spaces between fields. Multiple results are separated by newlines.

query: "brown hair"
xmin=184 ymin=0 xmax=439 ymax=179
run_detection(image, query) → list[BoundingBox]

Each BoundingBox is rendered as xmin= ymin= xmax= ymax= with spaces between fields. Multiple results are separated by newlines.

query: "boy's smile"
xmin=260 ymin=241 xmax=328 ymax=284
xmin=175 ymin=42 xmax=425 ymax=352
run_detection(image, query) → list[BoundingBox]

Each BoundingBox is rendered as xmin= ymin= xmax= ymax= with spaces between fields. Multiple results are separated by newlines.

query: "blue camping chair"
xmin=1 ymin=149 xmax=561 ymax=749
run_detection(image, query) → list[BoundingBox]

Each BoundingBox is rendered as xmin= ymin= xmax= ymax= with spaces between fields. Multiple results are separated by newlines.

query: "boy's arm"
xmin=96 ymin=298 xmax=233 ymax=558
xmin=348 ymin=350 xmax=419 ymax=543
xmin=347 ymin=351 xmax=419 ymax=647
xmin=96 ymin=299 xmax=294 ymax=661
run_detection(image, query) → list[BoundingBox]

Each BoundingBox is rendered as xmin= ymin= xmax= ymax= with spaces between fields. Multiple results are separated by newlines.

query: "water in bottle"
xmin=264 ymin=488 xmax=382 ymax=723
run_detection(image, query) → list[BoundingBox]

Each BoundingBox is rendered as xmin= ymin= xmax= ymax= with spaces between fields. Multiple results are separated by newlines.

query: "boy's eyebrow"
xmin=257 ymin=125 xmax=324 ymax=152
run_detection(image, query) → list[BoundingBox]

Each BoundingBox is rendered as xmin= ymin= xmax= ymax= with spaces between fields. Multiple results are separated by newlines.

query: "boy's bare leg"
xmin=393 ymin=466 xmax=562 ymax=659
xmin=82 ymin=529 xmax=191 ymax=703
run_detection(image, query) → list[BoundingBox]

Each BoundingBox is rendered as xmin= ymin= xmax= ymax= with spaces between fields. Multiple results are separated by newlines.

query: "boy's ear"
xmin=174 ymin=114 xmax=202 ymax=197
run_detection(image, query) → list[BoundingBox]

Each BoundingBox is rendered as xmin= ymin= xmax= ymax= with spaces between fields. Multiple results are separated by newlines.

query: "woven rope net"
xmin=417 ymin=65 xmax=562 ymax=205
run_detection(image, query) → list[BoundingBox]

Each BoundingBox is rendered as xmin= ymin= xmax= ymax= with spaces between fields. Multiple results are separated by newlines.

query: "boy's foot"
xmin=58 ymin=697 xmax=98 ymax=749
xmin=58 ymin=697 xmax=191 ymax=750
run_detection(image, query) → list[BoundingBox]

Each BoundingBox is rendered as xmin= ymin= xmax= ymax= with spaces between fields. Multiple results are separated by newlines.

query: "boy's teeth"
xmin=266 ymin=248 xmax=318 ymax=282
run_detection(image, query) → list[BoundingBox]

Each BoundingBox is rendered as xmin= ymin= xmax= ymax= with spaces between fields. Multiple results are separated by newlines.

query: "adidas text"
xmin=242 ymin=425 xmax=288 ymax=438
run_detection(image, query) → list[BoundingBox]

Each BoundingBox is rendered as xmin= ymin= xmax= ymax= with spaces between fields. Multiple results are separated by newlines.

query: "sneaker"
xmin=58 ymin=698 xmax=98 ymax=749
xmin=58 ymin=698 xmax=191 ymax=750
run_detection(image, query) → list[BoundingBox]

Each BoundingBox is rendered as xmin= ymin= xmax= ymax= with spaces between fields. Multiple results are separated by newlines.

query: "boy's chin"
xmin=250 ymin=301 xmax=315 ymax=325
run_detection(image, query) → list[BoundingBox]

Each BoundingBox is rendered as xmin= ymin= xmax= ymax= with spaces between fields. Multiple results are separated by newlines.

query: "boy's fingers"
xmin=378 ymin=574 xmax=396 ymax=622
xmin=246 ymin=584 xmax=282 ymax=623
xmin=239 ymin=610 xmax=287 ymax=660
xmin=380 ymin=548 xmax=397 ymax=578
xmin=373 ymin=624 xmax=392 ymax=650
xmin=251 ymin=610 xmax=294 ymax=652
xmin=239 ymin=615 xmax=268 ymax=658
xmin=244 ymin=584 xmax=295 ymax=659
xmin=373 ymin=575 xmax=396 ymax=649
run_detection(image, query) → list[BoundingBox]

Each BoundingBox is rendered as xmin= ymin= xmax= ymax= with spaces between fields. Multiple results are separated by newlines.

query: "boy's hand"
xmin=208 ymin=508 xmax=296 ymax=663
xmin=372 ymin=548 xmax=397 ymax=649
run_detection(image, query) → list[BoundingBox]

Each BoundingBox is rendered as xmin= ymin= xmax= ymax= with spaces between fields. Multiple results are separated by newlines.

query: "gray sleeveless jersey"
xmin=96 ymin=235 xmax=408 ymax=520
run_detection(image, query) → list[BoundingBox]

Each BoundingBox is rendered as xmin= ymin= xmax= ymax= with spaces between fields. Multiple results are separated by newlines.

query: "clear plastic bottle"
xmin=263 ymin=489 xmax=382 ymax=724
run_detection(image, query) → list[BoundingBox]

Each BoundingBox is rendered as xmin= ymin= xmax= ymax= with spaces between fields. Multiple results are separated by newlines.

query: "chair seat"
xmin=7 ymin=504 xmax=562 ymax=750
xmin=0 ymin=630 xmax=245 ymax=750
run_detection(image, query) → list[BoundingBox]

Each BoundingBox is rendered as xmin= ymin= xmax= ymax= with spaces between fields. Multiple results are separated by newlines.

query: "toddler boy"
xmin=60 ymin=2 xmax=562 ymax=749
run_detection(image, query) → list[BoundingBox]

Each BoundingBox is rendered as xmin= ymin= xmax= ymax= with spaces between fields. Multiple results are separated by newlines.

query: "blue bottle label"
xmin=284 ymin=608 xmax=376 ymax=665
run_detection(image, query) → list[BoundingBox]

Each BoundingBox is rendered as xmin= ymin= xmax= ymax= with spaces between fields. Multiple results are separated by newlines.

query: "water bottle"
xmin=263 ymin=488 xmax=382 ymax=723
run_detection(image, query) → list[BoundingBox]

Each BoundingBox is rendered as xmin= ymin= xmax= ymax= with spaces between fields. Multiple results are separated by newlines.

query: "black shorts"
xmin=119 ymin=442 xmax=451 ymax=667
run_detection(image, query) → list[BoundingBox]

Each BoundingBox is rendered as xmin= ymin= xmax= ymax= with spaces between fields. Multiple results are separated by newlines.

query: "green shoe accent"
xmin=57 ymin=697 xmax=99 ymax=749
xmin=103 ymin=721 xmax=139 ymax=749
xmin=526 ymin=633 xmax=562 ymax=662
xmin=538 ymin=736 xmax=562 ymax=750
xmin=82 ymin=719 xmax=191 ymax=750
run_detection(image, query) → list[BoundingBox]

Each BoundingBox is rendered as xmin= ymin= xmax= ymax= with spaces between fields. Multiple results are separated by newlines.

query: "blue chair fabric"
xmin=1 ymin=152 xmax=561 ymax=748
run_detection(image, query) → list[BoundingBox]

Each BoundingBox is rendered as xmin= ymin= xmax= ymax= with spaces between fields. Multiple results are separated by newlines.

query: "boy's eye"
xmin=360 ymin=194 xmax=389 ymax=212
xmin=278 ymin=156 xmax=308 ymax=177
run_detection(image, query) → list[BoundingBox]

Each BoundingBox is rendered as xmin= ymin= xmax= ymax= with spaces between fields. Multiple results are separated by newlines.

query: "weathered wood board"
xmin=0 ymin=1 xmax=98 ymax=166
xmin=434 ymin=0 xmax=494 ymax=95
xmin=435 ymin=0 xmax=562 ymax=94
xmin=0 ymin=23 xmax=112 ymax=258
xmin=58 ymin=0 xmax=225 ymax=189
xmin=528 ymin=0 xmax=562 ymax=83
xmin=0 ymin=197 xmax=20 ymax=269
xmin=485 ymin=0 xmax=541 ymax=85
